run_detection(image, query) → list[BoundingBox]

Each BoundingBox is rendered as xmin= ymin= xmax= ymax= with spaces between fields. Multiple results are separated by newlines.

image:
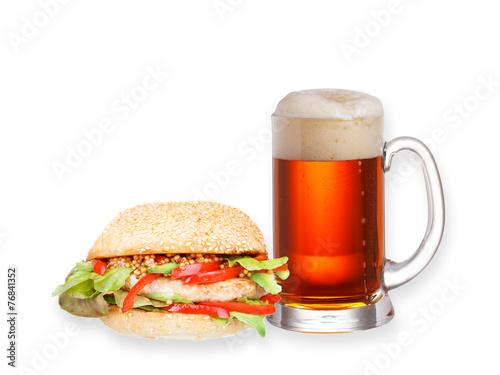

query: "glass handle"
xmin=382 ymin=136 xmax=445 ymax=290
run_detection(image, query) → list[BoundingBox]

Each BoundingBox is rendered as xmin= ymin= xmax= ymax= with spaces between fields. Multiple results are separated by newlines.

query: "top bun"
xmin=87 ymin=201 xmax=267 ymax=260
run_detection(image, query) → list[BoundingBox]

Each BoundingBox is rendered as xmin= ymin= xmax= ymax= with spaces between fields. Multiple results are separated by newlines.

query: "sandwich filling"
xmin=53 ymin=253 xmax=289 ymax=337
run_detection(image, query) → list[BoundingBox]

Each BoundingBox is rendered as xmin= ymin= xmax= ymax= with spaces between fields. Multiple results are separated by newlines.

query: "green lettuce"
xmin=230 ymin=312 xmax=266 ymax=337
xmin=92 ymin=267 xmax=133 ymax=292
xmin=52 ymin=273 xmax=92 ymax=297
xmin=104 ymin=295 xmax=165 ymax=312
xmin=135 ymin=305 xmax=165 ymax=312
xmin=52 ymin=262 xmax=133 ymax=297
xmin=111 ymin=290 xmax=193 ymax=309
xmin=236 ymin=297 xmax=269 ymax=305
xmin=249 ymin=272 xmax=281 ymax=294
xmin=112 ymin=290 xmax=170 ymax=308
xmin=113 ymin=290 xmax=194 ymax=308
xmin=53 ymin=261 xmax=134 ymax=318
xmin=224 ymin=255 xmax=288 ymax=271
xmin=67 ymin=289 xmax=100 ymax=299
xmin=103 ymin=295 xmax=116 ymax=304
xmin=147 ymin=262 xmax=179 ymax=274
xmin=52 ymin=264 xmax=94 ymax=297
xmin=211 ymin=312 xmax=267 ymax=337
xmin=211 ymin=317 xmax=231 ymax=324
xmin=210 ymin=298 xmax=270 ymax=337
xmin=222 ymin=255 xmax=289 ymax=294
xmin=75 ymin=261 xmax=92 ymax=271
xmin=142 ymin=293 xmax=192 ymax=304
xmin=275 ymin=269 xmax=290 ymax=280
xmin=64 ymin=280 xmax=100 ymax=299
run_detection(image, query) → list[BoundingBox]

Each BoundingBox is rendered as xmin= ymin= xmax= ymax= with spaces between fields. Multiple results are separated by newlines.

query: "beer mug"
xmin=267 ymin=89 xmax=445 ymax=332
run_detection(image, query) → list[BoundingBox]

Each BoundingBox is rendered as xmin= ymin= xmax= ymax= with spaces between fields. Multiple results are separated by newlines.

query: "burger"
xmin=52 ymin=201 xmax=289 ymax=339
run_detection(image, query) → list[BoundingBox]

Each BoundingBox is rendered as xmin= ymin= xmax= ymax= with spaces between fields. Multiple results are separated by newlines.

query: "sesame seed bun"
xmin=87 ymin=201 xmax=267 ymax=260
xmin=100 ymin=305 xmax=250 ymax=340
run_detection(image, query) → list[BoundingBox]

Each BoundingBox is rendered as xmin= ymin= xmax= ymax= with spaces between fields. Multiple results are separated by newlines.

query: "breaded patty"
xmin=124 ymin=276 xmax=266 ymax=302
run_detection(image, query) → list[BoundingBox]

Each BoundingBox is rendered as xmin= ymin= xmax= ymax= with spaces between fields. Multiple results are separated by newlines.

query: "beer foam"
xmin=273 ymin=89 xmax=383 ymax=120
xmin=272 ymin=89 xmax=384 ymax=161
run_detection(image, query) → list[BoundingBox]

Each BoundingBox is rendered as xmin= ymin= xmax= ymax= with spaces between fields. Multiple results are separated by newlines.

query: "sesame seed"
xmin=86 ymin=201 xmax=267 ymax=260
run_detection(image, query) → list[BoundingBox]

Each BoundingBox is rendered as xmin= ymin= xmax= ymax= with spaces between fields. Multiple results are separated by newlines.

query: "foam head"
xmin=272 ymin=89 xmax=384 ymax=161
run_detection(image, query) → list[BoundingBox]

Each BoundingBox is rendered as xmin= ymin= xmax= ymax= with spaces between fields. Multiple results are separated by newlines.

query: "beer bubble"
xmin=358 ymin=169 xmax=362 ymax=173
xmin=361 ymin=191 xmax=365 ymax=196
xmin=362 ymin=217 xmax=366 ymax=224
xmin=362 ymin=240 xmax=366 ymax=246
xmin=272 ymin=89 xmax=384 ymax=161
xmin=358 ymin=161 xmax=363 ymax=166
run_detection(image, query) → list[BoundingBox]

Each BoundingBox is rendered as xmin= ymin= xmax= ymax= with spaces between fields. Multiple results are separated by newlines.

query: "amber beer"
xmin=274 ymin=156 xmax=384 ymax=309
xmin=272 ymin=89 xmax=386 ymax=310
xmin=270 ymin=89 xmax=445 ymax=332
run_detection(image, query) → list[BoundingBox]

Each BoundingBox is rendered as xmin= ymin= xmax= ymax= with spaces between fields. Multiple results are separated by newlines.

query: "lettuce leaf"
xmin=53 ymin=262 xmax=132 ymax=299
xmin=275 ymin=269 xmax=290 ymax=280
xmin=112 ymin=290 xmax=173 ymax=308
xmin=75 ymin=261 xmax=92 ymax=271
xmin=224 ymin=255 xmax=288 ymax=271
xmin=92 ymin=267 xmax=133 ymax=292
xmin=52 ymin=270 xmax=94 ymax=296
xmin=142 ymin=293 xmax=192 ymax=304
xmin=66 ymin=289 xmax=100 ymax=299
xmin=211 ymin=317 xmax=231 ymax=324
xmin=210 ymin=313 xmax=266 ymax=337
xmin=52 ymin=262 xmax=132 ymax=298
xmin=64 ymin=279 xmax=100 ymax=299
xmin=104 ymin=295 xmax=116 ymax=304
xmin=210 ymin=298 xmax=269 ymax=337
xmin=147 ymin=262 xmax=179 ymax=274
xmin=104 ymin=295 xmax=165 ymax=312
xmin=58 ymin=293 xmax=109 ymax=317
xmin=236 ymin=297 xmax=269 ymax=305
xmin=136 ymin=305 xmax=165 ymax=312
xmin=230 ymin=312 xmax=266 ymax=337
xmin=65 ymin=279 xmax=94 ymax=293
xmin=249 ymin=272 xmax=281 ymax=294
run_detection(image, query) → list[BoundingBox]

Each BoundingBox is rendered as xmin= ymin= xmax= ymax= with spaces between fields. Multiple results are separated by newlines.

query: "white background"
xmin=1 ymin=1 xmax=498 ymax=374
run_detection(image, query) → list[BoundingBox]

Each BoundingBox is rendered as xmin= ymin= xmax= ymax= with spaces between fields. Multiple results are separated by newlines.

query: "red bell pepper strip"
xmin=271 ymin=264 xmax=288 ymax=273
xmin=253 ymin=254 xmax=267 ymax=261
xmin=91 ymin=259 xmax=107 ymax=276
xmin=171 ymin=261 xmax=222 ymax=279
xmin=259 ymin=294 xmax=282 ymax=304
xmin=154 ymin=255 xmax=167 ymax=263
xmin=161 ymin=303 xmax=230 ymax=319
xmin=183 ymin=266 xmax=244 ymax=285
xmin=122 ymin=273 xmax=161 ymax=313
xmin=199 ymin=301 xmax=276 ymax=315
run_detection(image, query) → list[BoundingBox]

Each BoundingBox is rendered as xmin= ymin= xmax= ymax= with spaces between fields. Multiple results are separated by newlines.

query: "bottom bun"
xmin=100 ymin=305 xmax=249 ymax=340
